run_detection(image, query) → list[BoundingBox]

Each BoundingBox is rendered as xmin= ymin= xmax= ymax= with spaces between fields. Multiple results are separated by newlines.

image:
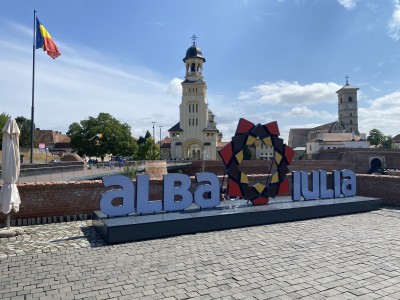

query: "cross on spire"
xmin=191 ymin=34 xmax=198 ymax=45
xmin=345 ymin=75 xmax=349 ymax=85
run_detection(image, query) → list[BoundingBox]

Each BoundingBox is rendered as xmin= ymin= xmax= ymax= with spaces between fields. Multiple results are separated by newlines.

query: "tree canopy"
xmin=16 ymin=116 xmax=34 ymax=149
xmin=367 ymin=128 xmax=393 ymax=148
xmin=0 ymin=112 xmax=11 ymax=149
xmin=67 ymin=113 xmax=137 ymax=160
xmin=136 ymin=130 xmax=160 ymax=160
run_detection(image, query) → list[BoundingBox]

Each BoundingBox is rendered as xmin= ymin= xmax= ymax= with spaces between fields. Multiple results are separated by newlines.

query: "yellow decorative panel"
xmin=254 ymin=183 xmax=266 ymax=193
xmin=246 ymin=135 xmax=256 ymax=145
xmin=275 ymin=152 xmax=282 ymax=164
xmin=271 ymin=172 xmax=279 ymax=183
xmin=235 ymin=150 xmax=243 ymax=164
xmin=262 ymin=136 xmax=272 ymax=146
xmin=240 ymin=172 xmax=249 ymax=184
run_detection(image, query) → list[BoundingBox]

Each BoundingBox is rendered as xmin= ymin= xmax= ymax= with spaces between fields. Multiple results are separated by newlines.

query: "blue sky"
xmin=1 ymin=0 xmax=400 ymax=143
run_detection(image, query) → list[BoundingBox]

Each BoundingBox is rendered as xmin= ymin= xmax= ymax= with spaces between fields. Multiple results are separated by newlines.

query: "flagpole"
xmin=30 ymin=10 xmax=37 ymax=164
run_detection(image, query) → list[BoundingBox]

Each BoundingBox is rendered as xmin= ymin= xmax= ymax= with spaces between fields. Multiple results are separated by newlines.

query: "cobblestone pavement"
xmin=1 ymin=208 xmax=400 ymax=299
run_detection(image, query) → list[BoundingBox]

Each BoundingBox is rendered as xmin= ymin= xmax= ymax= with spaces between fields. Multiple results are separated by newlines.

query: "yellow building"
xmin=168 ymin=37 xmax=220 ymax=160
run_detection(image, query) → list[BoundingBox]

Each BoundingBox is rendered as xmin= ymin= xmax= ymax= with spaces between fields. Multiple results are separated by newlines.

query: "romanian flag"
xmin=36 ymin=18 xmax=61 ymax=59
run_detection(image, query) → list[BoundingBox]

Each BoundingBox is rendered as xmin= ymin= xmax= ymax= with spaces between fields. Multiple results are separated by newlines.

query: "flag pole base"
xmin=6 ymin=214 xmax=10 ymax=230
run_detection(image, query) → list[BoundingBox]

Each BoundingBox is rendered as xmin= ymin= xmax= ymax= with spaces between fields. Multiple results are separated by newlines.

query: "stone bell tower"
xmin=336 ymin=76 xmax=359 ymax=134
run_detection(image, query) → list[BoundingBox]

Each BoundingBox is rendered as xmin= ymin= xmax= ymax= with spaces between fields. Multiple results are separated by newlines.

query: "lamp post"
xmin=152 ymin=122 xmax=155 ymax=144
xmin=159 ymin=125 xmax=162 ymax=160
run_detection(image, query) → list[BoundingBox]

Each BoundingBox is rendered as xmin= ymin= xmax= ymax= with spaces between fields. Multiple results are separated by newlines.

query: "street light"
xmin=159 ymin=125 xmax=163 ymax=160
xmin=152 ymin=122 xmax=155 ymax=144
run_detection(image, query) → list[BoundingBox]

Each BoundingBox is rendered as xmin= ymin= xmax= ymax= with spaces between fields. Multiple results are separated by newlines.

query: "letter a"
xmin=99 ymin=175 xmax=135 ymax=217
xmin=194 ymin=172 xmax=220 ymax=208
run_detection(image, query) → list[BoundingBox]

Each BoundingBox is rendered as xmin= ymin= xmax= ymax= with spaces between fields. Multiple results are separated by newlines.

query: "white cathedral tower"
xmin=168 ymin=36 xmax=219 ymax=160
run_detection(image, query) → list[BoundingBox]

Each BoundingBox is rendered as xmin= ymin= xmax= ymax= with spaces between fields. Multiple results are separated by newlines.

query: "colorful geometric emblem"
xmin=218 ymin=118 xmax=295 ymax=205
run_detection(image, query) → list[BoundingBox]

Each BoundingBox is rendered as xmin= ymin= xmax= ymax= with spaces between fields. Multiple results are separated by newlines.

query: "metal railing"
xmin=0 ymin=160 xmax=191 ymax=184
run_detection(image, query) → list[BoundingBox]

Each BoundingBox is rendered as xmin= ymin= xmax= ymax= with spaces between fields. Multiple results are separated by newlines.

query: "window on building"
xmin=189 ymin=104 xmax=191 ymax=113
xmin=350 ymin=113 xmax=352 ymax=117
xmin=340 ymin=98 xmax=343 ymax=103
xmin=350 ymin=120 xmax=352 ymax=124
xmin=349 ymin=96 xmax=353 ymax=102
xmin=196 ymin=118 xmax=198 ymax=126
xmin=196 ymin=104 xmax=198 ymax=113
xmin=189 ymin=119 xmax=191 ymax=126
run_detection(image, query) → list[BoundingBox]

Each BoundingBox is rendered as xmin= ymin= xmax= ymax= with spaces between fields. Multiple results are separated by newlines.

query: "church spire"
xmin=191 ymin=34 xmax=198 ymax=45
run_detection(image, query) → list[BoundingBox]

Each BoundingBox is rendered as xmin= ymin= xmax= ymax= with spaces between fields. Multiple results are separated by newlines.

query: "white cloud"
xmin=238 ymin=81 xmax=340 ymax=105
xmin=166 ymin=78 xmax=183 ymax=97
xmin=388 ymin=0 xmax=400 ymax=41
xmin=284 ymin=106 xmax=336 ymax=120
xmin=370 ymin=86 xmax=381 ymax=92
xmin=0 ymin=23 xmax=180 ymax=139
xmin=358 ymin=91 xmax=400 ymax=136
xmin=337 ymin=0 xmax=358 ymax=10
xmin=367 ymin=91 xmax=400 ymax=109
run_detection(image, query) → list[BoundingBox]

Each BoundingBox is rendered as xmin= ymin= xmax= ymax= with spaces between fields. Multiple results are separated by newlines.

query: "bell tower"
xmin=168 ymin=35 xmax=219 ymax=160
xmin=336 ymin=76 xmax=359 ymax=134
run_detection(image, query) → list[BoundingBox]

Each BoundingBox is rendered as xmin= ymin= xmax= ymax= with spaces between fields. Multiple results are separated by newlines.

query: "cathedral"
xmin=167 ymin=37 xmax=221 ymax=160
xmin=288 ymin=77 xmax=369 ymax=158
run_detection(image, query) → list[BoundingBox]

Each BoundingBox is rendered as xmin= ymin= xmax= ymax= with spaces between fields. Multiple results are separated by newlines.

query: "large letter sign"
xmin=100 ymin=175 xmax=135 ymax=217
xmin=194 ymin=172 xmax=220 ymax=208
xmin=99 ymin=172 xmax=221 ymax=217
xmin=163 ymin=173 xmax=193 ymax=211
xmin=136 ymin=174 xmax=162 ymax=214
xmin=292 ymin=169 xmax=356 ymax=201
xmin=98 ymin=120 xmax=360 ymax=219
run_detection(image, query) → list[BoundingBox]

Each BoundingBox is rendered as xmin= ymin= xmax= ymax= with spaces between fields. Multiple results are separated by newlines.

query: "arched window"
xmin=350 ymin=120 xmax=352 ymax=124
xmin=340 ymin=98 xmax=343 ymax=103
xmin=349 ymin=96 xmax=353 ymax=102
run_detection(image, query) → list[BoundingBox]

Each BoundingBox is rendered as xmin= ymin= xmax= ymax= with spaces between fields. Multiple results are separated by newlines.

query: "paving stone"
xmin=1 ymin=208 xmax=400 ymax=299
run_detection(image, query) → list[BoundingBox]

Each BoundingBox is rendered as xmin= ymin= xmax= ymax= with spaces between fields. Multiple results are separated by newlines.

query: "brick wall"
xmin=1 ymin=173 xmax=399 ymax=224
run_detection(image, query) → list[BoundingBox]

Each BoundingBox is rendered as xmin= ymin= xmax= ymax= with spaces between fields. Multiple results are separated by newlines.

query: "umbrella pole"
xmin=6 ymin=214 xmax=10 ymax=230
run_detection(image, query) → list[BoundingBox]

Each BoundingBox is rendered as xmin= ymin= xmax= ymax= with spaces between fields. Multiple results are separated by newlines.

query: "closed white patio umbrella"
xmin=0 ymin=118 xmax=21 ymax=230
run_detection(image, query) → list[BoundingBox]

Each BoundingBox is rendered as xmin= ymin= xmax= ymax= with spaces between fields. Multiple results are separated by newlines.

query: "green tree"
xmin=137 ymin=135 xmax=160 ymax=160
xmin=0 ymin=112 xmax=11 ymax=149
xmin=382 ymin=135 xmax=393 ymax=149
xmin=138 ymin=130 xmax=152 ymax=145
xmin=16 ymin=116 xmax=34 ymax=149
xmin=367 ymin=128 xmax=393 ymax=148
xmin=67 ymin=113 xmax=137 ymax=160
